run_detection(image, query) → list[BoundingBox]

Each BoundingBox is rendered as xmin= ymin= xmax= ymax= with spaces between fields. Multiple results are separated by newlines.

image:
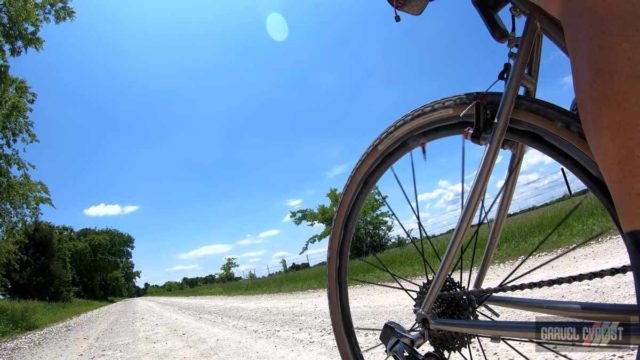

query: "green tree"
xmin=291 ymin=188 xmax=393 ymax=258
xmin=5 ymin=221 xmax=72 ymax=301
xmin=280 ymin=258 xmax=287 ymax=272
xmin=0 ymin=1 xmax=75 ymax=238
xmin=219 ymin=257 xmax=238 ymax=282
xmin=247 ymin=271 xmax=257 ymax=280
xmin=69 ymin=228 xmax=140 ymax=299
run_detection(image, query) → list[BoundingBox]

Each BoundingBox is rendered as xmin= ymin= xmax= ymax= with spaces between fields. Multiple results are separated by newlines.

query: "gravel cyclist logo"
xmin=535 ymin=319 xmax=632 ymax=352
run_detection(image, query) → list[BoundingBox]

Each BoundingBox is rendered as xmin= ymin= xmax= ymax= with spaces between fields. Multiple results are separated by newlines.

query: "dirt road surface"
xmin=0 ymin=237 xmax=636 ymax=359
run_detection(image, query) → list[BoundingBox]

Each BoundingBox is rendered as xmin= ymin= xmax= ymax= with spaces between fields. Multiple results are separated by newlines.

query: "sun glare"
xmin=266 ymin=12 xmax=288 ymax=42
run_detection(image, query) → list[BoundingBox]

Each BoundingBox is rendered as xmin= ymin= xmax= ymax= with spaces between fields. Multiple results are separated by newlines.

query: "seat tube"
xmin=417 ymin=13 xmax=541 ymax=320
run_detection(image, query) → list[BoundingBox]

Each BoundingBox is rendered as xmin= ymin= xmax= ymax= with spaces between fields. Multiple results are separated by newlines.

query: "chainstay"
xmin=440 ymin=265 xmax=632 ymax=298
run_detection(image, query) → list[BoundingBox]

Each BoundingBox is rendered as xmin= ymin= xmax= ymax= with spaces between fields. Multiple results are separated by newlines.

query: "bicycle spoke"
xmin=476 ymin=336 xmax=488 ymax=360
xmin=361 ymin=342 xmax=383 ymax=354
xmin=408 ymin=321 xmax=419 ymax=332
xmin=457 ymin=349 xmax=469 ymax=360
xmin=448 ymin=155 xmax=524 ymax=281
xmin=351 ymin=278 xmax=418 ymax=294
xmin=502 ymin=339 xmax=530 ymax=359
xmin=372 ymin=253 xmax=416 ymax=301
xmin=467 ymin=196 xmax=486 ymax=288
xmin=502 ymin=230 xmax=605 ymax=286
xmin=357 ymin=257 xmax=421 ymax=287
xmin=528 ymin=341 xmax=573 ymax=360
xmin=476 ymin=310 xmax=495 ymax=321
xmin=498 ymin=195 xmax=589 ymax=286
xmin=460 ymin=245 xmax=464 ymax=285
xmin=498 ymin=337 xmax=574 ymax=360
xmin=459 ymin=136 xmax=466 ymax=286
xmin=389 ymin=166 xmax=442 ymax=264
xmin=448 ymin=183 xmax=507 ymax=279
xmin=378 ymin=189 xmax=436 ymax=276
xmin=354 ymin=327 xmax=384 ymax=332
xmin=410 ymin=151 xmax=430 ymax=282
xmin=461 ymin=135 xmax=465 ymax=210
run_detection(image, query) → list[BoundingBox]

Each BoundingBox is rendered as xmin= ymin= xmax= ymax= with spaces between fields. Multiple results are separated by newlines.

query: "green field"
xmin=149 ymin=193 xmax=617 ymax=297
xmin=0 ymin=299 xmax=109 ymax=339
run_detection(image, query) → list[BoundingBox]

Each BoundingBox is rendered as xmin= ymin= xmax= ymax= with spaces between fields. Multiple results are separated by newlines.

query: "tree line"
xmin=148 ymin=256 xmax=241 ymax=293
xmin=0 ymin=221 xmax=140 ymax=301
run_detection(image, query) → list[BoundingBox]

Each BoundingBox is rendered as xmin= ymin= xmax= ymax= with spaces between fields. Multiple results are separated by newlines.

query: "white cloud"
xmin=326 ymin=163 xmax=348 ymax=178
xmin=259 ymin=229 xmax=280 ymax=238
xmin=83 ymin=203 xmax=139 ymax=217
xmin=236 ymin=235 xmax=264 ymax=246
xmin=417 ymin=188 xmax=447 ymax=202
xmin=241 ymin=250 xmax=266 ymax=257
xmin=272 ymin=251 xmax=290 ymax=258
xmin=496 ymin=155 xmax=503 ymax=164
xmin=417 ymin=179 xmax=468 ymax=210
xmin=166 ymin=264 xmax=200 ymax=272
xmin=282 ymin=213 xmax=292 ymax=222
xmin=522 ymin=149 xmax=554 ymax=171
xmin=177 ymin=244 xmax=233 ymax=259
xmin=286 ymin=199 xmax=303 ymax=207
xmin=561 ymin=74 xmax=573 ymax=89
xmin=248 ymin=258 xmax=261 ymax=263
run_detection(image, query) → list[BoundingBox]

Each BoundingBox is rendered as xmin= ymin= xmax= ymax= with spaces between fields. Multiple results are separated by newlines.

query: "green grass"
xmin=0 ymin=298 xmax=109 ymax=339
xmin=150 ymin=193 xmax=617 ymax=297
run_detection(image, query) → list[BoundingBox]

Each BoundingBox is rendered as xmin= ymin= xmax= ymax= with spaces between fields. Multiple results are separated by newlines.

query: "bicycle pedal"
xmin=380 ymin=321 xmax=426 ymax=359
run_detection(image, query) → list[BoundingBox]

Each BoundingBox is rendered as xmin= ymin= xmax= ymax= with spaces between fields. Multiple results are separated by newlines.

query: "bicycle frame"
xmin=414 ymin=4 xmax=640 ymax=346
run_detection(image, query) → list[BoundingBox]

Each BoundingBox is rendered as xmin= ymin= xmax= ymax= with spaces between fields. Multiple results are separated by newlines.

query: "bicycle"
xmin=326 ymin=0 xmax=640 ymax=359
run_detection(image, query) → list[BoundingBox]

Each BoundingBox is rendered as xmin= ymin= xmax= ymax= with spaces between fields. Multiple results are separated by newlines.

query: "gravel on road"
xmin=0 ymin=236 xmax=636 ymax=359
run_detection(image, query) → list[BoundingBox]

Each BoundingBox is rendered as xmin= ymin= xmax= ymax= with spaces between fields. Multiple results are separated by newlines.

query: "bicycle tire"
xmin=326 ymin=92 xmax=626 ymax=359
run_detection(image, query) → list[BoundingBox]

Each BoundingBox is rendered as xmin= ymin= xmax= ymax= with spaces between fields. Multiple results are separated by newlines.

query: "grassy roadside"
xmin=150 ymin=193 xmax=617 ymax=297
xmin=0 ymin=298 xmax=109 ymax=339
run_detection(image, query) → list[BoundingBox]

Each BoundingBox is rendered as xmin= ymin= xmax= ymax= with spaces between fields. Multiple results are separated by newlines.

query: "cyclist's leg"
xmin=534 ymin=1 xmax=640 ymax=232
xmin=533 ymin=3 xmax=640 ymax=328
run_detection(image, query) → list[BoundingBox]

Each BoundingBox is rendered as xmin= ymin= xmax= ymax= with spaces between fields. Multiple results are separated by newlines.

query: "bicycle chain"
xmin=439 ymin=265 xmax=632 ymax=299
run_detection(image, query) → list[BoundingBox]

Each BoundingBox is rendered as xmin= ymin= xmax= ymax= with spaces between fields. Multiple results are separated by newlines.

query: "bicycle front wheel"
xmin=327 ymin=93 xmax=637 ymax=359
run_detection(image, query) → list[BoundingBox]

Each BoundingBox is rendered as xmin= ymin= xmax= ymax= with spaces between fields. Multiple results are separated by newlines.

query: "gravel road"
xmin=0 ymin=237 xmax=637 ymax=359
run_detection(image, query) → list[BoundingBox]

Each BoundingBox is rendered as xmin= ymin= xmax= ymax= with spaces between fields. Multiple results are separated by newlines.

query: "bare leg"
xmin=534 ymin=0 xmax=640 ymax=231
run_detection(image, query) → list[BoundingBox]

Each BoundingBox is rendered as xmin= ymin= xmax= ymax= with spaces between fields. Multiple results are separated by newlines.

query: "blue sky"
xmin=12 ymin=1 xmax=574 ymax=285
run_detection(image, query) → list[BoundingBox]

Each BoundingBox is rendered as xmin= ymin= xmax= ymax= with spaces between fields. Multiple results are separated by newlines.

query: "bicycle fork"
xmin=415 ymin=12 xmax=541 ymax=322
